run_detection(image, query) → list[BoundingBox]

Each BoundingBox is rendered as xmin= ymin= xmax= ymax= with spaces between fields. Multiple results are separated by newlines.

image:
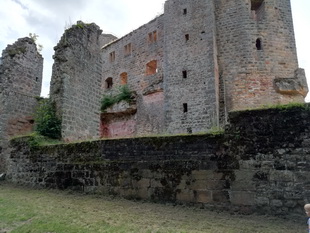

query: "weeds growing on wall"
xmin=101 ymin=85 xmax=134 ymax=112
xmin=35 ymin=98 xmax=61 ymax=139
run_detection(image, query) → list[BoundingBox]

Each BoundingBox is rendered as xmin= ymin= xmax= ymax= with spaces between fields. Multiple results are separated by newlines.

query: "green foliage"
xmin=101 ymin=85 xmax=134 ymax=112
xmin=29 ymin=33 xmax=43 ymax=52
xmin=76 ymin=23 xmax=84 ymax=29
xmin=8 ymin=47 xmax=26 ymax=58
xmin=101 ymin=94 xmax=115 ymax=111
xmin=25 ymin=133 xmax=61 ymax=148
xmin=35 ymin=99 xmax=61 ymax=139
xmin=0 ymin=184 xmax=304 ymax=232
xmin=29 ymin=33 xmax=39 ymax=42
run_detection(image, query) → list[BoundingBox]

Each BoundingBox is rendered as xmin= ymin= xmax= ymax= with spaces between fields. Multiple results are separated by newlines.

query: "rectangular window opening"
xmin=183 ymin=8 xmax=187 ymax=15
xmin=109 ymin=51 xmax=115 ymax=62
xmin=185 ymin=34 xmax=189 ymax=41
xmin=124 ymin=43 xmax=132 ymax=56
xmin=182 ymin=70 xmax=187 ymax=79
xmin=183 ymin=103 xmax=188 ymax=113
xmin=146 ymin=60 xmax=158 ymax=76
xmin=148 ymin=31 xmax=157 ymax=44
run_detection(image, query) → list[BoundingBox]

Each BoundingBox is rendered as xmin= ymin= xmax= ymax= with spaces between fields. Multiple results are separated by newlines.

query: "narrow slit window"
xmin=183 ymin=103 xmax=188 ymax=113
xmin=183 ymin=8 xmax=187 ymax=15
xmin=185 ymin=34 xmax=189 ymax=41
xmin=105 ymin=77 xmax=113 ymax=89
xmin=256 ymin=38 xmax=262 ymax=50
xmin=148 ymin=31 xmax=157 ymax=44
xmin=109 ymin=51 xmax=115 ymax=62
xmin=124 ymin=43 xmax=132 ymax=56
xmin=146 ymin=60 xmax=157 ymax=76
xmin=182 ymin=70 xmax=187 ymax=79
xmin=120 ymin=72 xmax=128 ymax=85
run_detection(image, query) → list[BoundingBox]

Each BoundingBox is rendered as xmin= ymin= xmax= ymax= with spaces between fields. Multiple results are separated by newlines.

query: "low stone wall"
xmin=7 ymin=105 xmax=310 ymax=218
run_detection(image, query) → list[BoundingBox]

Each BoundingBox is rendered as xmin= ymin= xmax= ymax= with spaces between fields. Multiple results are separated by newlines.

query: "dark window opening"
xmin=182 ymin=70 xmax=187 ymax=79
xmin=256 ymin=38 xmax=262 ymax=50
xmin=251 ymin=0 xmax=264 ymax=11
xmin=185 ymin=34 xmax=189 ymax=41
xmin=183 ymin=103 xmax=188 ymax=113
xmin=35 ymin=77 xmax=39 ymax=82
xmin=201 ymin=31 xmax=205 ymax=34
xmin=183 ymin=8 xmax=187 ymax=15
xmin=105 ymin=77 xmax=113 ymax=89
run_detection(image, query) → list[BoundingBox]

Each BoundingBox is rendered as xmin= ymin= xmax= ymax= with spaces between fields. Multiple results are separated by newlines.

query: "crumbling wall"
xmin=215 ymin=0 xmax=308 ymax=112
xmin=0 ymin=37 xmax=43 ymax=173
xmin=101 ymin=16 xmax=165 ymax=138
xmin=7 ymin=104 xmax=310 ymax=218
xmin=50 ymin=21 xmax=107 ymax=142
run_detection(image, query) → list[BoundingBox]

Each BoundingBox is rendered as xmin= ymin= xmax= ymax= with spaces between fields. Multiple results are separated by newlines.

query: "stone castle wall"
xmin=215 ymin=0 xmax=307 ymax=111
xmin=47 ymin=0 xmax=307 ymax=141
xmin=0 ymin=37 xmax=43 ymax=173
xmin=50 ymin=22 xmax=108 ymax=142
xmin=7 ymin=105 xmax=310 ymax=218
xmin=101 ymin=15 xmax=165 ymax=137
xmin=163 ymin=0 xmax=220 ymax=134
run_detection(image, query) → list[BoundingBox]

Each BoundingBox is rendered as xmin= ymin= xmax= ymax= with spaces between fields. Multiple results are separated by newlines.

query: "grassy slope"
xmin=0 ymin=183 xmax=305 ymax=233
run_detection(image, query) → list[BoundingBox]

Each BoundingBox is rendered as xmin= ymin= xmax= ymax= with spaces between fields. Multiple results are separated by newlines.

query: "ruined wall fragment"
xmin=0 ymin=37 xmax=43 ymax=173
xmin=101 ymin=16 xmax=165 ymax=138
xmin=50 ymin=21 xmax=106 ymax=141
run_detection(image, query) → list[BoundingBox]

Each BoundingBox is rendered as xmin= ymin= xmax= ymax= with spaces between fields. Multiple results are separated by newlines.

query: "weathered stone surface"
xmin=0 ymin=37 xmax=43 ymax=173
xmin=50 ymin=21 xmax=105 ymax=142
xmin=274 ymin=68 xmax=308 ymax=96
xmin=6 ymin=105 xmax=310 ymax=218
xmin=46 ymin=0 xmax=307 ymax=141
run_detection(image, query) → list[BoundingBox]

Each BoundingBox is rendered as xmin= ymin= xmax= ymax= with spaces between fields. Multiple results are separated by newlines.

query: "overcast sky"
xmin=0 ymin=0 xmax=309 ymax=100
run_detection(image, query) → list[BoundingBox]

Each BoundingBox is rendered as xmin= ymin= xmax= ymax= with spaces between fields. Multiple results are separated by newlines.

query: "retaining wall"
xmin=7 ymin=105 xmax=310 ymax=218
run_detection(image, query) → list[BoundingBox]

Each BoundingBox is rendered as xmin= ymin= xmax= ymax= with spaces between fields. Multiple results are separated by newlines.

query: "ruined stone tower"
xmin=49 ymin=0 xmax=307 ymax=141
xmin=216 ymin=0 xmax=307 ymax=113
xmin=0 ymin=37 xmax=43 ymax=172
xmin=163 ymin=0 xmax=220 ymax=134
xmin=50 ymin=22 xmax=115 ymax=141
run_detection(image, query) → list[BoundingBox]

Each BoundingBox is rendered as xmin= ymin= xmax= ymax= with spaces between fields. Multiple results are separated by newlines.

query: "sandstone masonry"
xmin=7 ymin=105 xmax=310 ymax=218
xmin=0 ymin=37 xmax=43 ymax=173
xmin=49 ymin=0 xmax=307 ymax=141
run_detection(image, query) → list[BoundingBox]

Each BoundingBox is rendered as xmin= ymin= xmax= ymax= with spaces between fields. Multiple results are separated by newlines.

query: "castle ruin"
xmin=0 ymin=0 xmax=308 ymax=144
xmin=49 ymin=0 xmax=308 ymax=141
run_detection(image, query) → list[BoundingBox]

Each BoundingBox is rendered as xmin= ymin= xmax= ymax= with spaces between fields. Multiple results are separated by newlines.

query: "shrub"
xmin=35 ymin=99 xmax=61 ymax=139
xmin=101 ymin=94 xmax=115 ymax=111
xmin=101 ymin=85 xmax=134 ymax=112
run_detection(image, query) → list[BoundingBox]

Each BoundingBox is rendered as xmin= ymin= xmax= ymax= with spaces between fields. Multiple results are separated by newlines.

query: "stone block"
xmin=230 ymin=191 xmax=255 ymax=206
xmin=270 ymin=170 xmax=295 ymax=182
xmin=176 ymin=189 xmax=195 ymax=202
xmin=212 ymin=190 xmax=229 ymax=203
xmin=231 ymin=170 xmax=256 ymax=191
xmin=189 ymin=179 xmax=207 ymax=190
xmin=191 ymin=170 xmax=213 ymax=180
xmin=195 ymin=190 xmax=212 ymax=203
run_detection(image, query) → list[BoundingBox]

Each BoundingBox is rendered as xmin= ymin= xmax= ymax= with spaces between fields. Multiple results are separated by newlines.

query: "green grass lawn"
xmin=0 ymin=182 xmax=305 ymax=233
